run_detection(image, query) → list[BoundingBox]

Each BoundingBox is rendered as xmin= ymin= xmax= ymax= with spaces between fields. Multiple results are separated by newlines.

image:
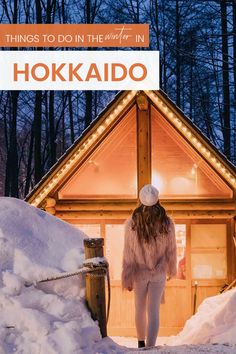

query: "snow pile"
xmin=0 ymin=197 xmax=236 ymax=353
xmin=168 ymin=287 xmax=236 ymax=346
xmin=0 ymin=197 xmax=104 ymax=353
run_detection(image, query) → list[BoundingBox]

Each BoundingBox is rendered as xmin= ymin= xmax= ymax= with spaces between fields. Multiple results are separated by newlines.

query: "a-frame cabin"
xmin=26 ymin=90 xmax=236 ymax=336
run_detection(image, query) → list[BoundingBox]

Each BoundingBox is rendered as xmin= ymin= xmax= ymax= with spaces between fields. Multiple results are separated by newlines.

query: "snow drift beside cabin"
xmin=0 ymin=197 xmax=103 ymax=353
xmin=0 ymin=197 xmax=87 ymax=280
xmin=167 ymin=286 xmax=236 ymax=346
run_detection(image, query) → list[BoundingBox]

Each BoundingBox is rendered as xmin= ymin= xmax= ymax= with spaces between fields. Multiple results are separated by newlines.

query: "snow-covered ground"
xmin=0 ymin=197 xmax=235 ymax=354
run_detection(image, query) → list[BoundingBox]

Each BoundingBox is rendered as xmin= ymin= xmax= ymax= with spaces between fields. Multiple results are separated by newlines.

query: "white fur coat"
xmin=122 ymin=217 xmax=177 ymax=289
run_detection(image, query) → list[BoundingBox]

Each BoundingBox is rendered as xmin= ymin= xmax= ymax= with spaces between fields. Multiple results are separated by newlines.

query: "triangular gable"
xmin=26 ymin=91 xmax=137 ymax=206
xmin=145 ymin=90 xmax=236 ymax=194
xmin=26 ymin=90 xmax=236 ymax=207
xmin=151 ymin=106 xmax=232 ymax=198
xmin=59 ymin=106 xmax=137 ymax=199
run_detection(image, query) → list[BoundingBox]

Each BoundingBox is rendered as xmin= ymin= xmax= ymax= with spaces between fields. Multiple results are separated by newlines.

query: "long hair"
xmin=131 ymin=201 xmax=170 ymax=244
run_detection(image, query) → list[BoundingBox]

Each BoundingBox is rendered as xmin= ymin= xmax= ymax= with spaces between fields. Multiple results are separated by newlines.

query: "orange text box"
xmin=0 ymin=24 xmax=149 ymax=47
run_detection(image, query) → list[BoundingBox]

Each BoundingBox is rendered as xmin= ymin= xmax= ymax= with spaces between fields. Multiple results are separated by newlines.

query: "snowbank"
xmin=0 ymin=197 xmax=104 ymax=353
xmin=0 ymin=197 xmax=88 ymax=281
xmin=167 ymin=287 xmax=236 ymax=346
xmin=0 ymin=197 xmax=235 ymax=353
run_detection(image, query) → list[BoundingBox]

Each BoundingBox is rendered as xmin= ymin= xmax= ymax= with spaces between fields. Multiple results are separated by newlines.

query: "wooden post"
xmin=83 ymin=238 xmax=107 ymax=337
xmin=193 ymin=280 xmax=198 ymax=314
xmin=136 ymin=93 xmax=151 ymax=192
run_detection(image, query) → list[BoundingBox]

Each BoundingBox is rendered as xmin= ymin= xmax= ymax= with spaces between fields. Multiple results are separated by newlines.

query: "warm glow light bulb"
xmin=127 ymin=93 xmax=132 ymax=100
xmin=97 ymin=126 xmax=104 ymax=134
xmin=163 ymin=105 xmax=168 ymax=111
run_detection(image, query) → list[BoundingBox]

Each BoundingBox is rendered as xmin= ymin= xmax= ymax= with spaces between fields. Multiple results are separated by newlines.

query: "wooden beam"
xmin=56 ymin=209 xmax=235 ymax=220
xmin=55 ymin=201 xmax=235 ymax=211
xmin=164 ymin=201 xmax=235 ymax=211
xmin=44 ymin=197 xmax=56 ymax=215
xmin=56 ymin=211 xmax=131 ymax=220
xmin=137 ymin=102 xmax=151 ymax=191
xmin=136 ymin=92 xmax=149 ymax=111
xmin=171 ymin=210 xmax=235 ymax=219
xmin=55 ymin=202 xmax=137 ymax=211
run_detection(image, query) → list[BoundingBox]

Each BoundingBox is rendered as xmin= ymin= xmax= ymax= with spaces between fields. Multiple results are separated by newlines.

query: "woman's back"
xmin=121 ymin=184 xmax=177 ymax=348
xmin=122 ymin=215 xmax=176 ymax=288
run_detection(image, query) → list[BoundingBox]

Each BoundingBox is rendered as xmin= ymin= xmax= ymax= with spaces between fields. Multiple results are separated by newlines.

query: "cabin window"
xmin=58 ymin=107 xmax=137 ymax=199
xmin=74 ymin=224 xmax=101 ymax=238
xmin=176 ymin=224 xmax=186 ymax=280
xmin=105 ymin=224 xmax=125 ymax=280
xmin=151 ymin=106 xmax=232 ymax=199
xmin=191 ymin=224 xmax=227 ymax=279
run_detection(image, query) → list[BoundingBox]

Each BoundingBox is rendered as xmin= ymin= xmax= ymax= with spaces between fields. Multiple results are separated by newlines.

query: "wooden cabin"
xmin=26 ymin=90 xmax=236 ymax=336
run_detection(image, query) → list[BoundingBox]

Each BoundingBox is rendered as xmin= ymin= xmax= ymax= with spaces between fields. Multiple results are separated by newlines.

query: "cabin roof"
xmin=25 ymin=89 xmax=236 ymax=206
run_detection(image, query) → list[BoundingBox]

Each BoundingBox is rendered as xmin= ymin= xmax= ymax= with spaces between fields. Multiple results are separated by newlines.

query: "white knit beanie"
xmin=139 ymin=184 xmax=159 ymax=206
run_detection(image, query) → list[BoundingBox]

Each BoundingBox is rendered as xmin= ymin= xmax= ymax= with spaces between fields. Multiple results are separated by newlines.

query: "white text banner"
xmin=0 ymin=51 xmax=159 ymax=90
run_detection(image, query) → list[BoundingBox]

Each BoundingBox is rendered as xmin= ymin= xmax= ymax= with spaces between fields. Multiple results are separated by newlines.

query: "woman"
xmin=122 ymin=184 xmax=177 ymax=348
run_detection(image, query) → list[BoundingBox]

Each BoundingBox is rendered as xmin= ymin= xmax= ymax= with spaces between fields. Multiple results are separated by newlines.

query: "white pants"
xmin=133 ymin=276 xmax=165 ymax=347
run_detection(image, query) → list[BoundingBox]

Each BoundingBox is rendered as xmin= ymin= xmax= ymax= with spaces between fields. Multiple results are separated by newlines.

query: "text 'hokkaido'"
xmin=13 ymin=63 xmax=147 ymax=82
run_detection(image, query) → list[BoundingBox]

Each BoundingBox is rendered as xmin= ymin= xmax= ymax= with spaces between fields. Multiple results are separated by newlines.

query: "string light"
xmin=97 ymin=126 xmax=105 ymax=134
xmin=150 ymin=92 xmax=155 ymax=99
xmin=163 ymin=105 xmax=168 ymax=112
xmin=187 ymin=131 xmax=192 ymax=138
xmin=177 ymin=121 xmax=182 ymax=127
xmin=168 ymin=111 xmax=174 ymax=119
xmin=74 ymin=150 xmax=81 ymax=156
